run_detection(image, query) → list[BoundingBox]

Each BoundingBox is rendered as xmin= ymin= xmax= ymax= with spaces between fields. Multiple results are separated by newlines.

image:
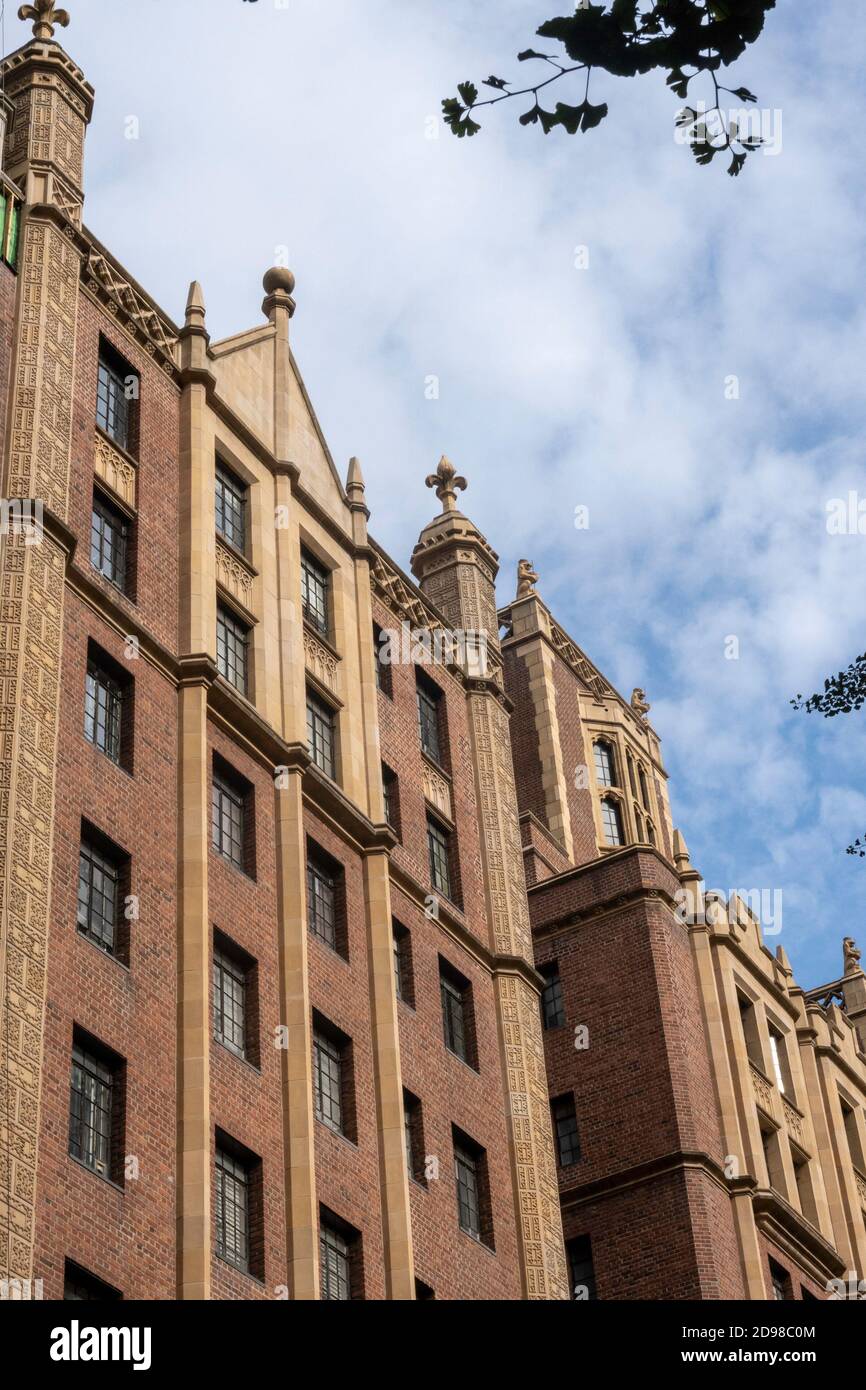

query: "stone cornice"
xmin=752 ymin=1188 xmax=847 ymax=1282
xmin=558 ymin=1148 xmax=736 ymax=1209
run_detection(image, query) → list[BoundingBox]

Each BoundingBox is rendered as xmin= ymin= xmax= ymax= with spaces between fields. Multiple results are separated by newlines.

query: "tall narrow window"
xmin=594 ymin=740 xmax=617 ymax=788
xmin=440 ymin=958 xmax=475 ymax=1067
xmin=403 ymin=1089 xmax=425 ymax=1184
xmin=96 ymin=342 xmax=137 ymax=453
xmin=320 ymin=1211 xmax=361 ymax=1300
xmin=306 ymin=846 xmax=345 ymax=956
xmin=306 ymin=689 xmax=336 ymax=779
xmin=841 ymin=1098 xmax=866 ymax=1173
xmin=600 ymin=797 xmax=624 ymax=847
xmin=393 ymin=923 xmax=413 ymax=1006
xmin=69 ymin=1033 xmax=122 ymax=1181
xmin=216 ymin=604 xmax=249 ymax=695
xmin=215 ymin=1144 xmax=249 ymax=1272
xmin=453 ymin=1129 xmax=493 ymax=1248
xmin=213 ymin=936 xmax=254 ymax=1061
xmin=738 ymin=994 xmax=765 ymax=1072
xmin=215 ymin=462 xmax=247 ymax=553
xmin=417 ymin=673 xmax=443 ymax=764
xmin=567 ymin=1236 xmax=598 ymax=1300
xmin=639 ymin=765 xmax=651 ymax=811
xmin=313 ymin=1017 xmax=354 ymax=1139
xmin=551 ymin=1094 xmax=581 ymax=1167
xmin=77 ymin=830 xmax=127 ymax=959
xmin=301 ymin=550 xmax=329 ymax=635
xmin=427 ymin=814 xmax=453 ymax=898
xmin=382 ymin=764 xmax=400 ymax=836
xmin=373 ymin=623 xmax=392 ymax=696
xmin=90 ymin=491 xmax=129 ymax=592
xmin=540 ymin=962 xmax=566 ymax=1030
xmin=84 ymin=659 xmax=123 ymax=764
xmin=211 ymin=763 xmax=251 ymax=875
xmin=768 ymin=1025 xmax=794 ymax=1097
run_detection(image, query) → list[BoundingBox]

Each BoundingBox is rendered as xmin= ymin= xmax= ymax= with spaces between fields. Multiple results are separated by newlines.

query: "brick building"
xmin=1 ymin=4 xmax=865 ymax=1303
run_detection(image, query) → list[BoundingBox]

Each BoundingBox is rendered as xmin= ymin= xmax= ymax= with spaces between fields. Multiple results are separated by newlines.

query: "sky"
xmin=34 ymin=0 xmax=866 ymax=987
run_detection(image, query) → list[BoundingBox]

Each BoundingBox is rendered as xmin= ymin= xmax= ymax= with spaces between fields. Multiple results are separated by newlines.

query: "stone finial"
xmin=184 ymin=280 xmax=206 ymax=329
xmin=672 ymin=829 xmax=691 ymax=873
xmin=631 ymin=687 xmax=651 ymax=721
xmin=262 ymin=265 xmax=296 ymax=322
xmin=516 ymin=559 xmax=538 ymax=599
xmin=425 ymin=456 xmax=467 ymax=514
xmin=843 ymin=937 xmax=863 ymax=976
xmin=346 ymin=455 xmax=365 ymax=502
xmin=18 ymin=1 xmax=70 ymax=41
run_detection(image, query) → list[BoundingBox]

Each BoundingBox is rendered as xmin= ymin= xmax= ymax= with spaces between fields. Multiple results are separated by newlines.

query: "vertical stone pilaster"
xmin=274 ymin=764 xmax=319 ymax=1299
xmin=349 ymin=459 xmax=415 ymax=1297
xmin=0 ymin=35 xmax=92 ymax=1282
xmin=176 ymin=672 xmax=212 ymax=1300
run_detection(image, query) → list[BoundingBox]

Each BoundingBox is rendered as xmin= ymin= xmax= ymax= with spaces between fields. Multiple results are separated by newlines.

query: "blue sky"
xmin=52 ymin=0 xmax=866 ymax=987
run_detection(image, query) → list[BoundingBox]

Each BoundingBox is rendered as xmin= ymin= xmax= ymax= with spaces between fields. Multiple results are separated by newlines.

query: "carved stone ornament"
xmin=516 ymin=559 xmax=538 ymax=599
xmin=18 ymin=2 xmax=70 ymax=41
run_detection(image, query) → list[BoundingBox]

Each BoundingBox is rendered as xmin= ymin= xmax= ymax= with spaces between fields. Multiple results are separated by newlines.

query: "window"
xmin=84 ymin=657 xmax=123 ymax=764
xmin=77 ymin=828 xmax=128 ymax=960
xmin=403 ymin=1089 xmax=425 ymax=1185
xmin=738 ymin=994 xmax=765 ymax=1072
xmin=551 ymin=1094 xmax=581 ymax=1167
xmin=639 ymin=765 xmax=651 ymax=811
xmin=69 ymin=1032 xmax=123 ymax=1182
xmin=211 ymin=761 xmax=253 ymax=875
xmin=382 ymin=764 xmax=400 ymax=836
xmin=215 ymin=1137 xmax=262 ymax=1277
xmin=841 ymin=1098 xmax=866 ymax=1173
xmin=215 ymin=462 xmax=247 ymax=553
xmin=313 ymin=1016 xmax=355 ymax=1140
xmin=440 ymin=958 xmax=475 ymax=1067
xmin=306 ymin=844 xmax=345 ymax=957
xmin=301 ymin=550 xmax=329 ymax=635
xmin=306 ymin=688 xmax=336 ymax=779
xmin=453 ymin=1128 xmax=493 ymax=1248
xmin=600 ymin=797 xmax=624 ymax=847
xmin=373 ymin=623 xmax=392 ymax=696
xmin=96 ymin=342 xmax=137 ymax=453
xmin=594 ymin=740 xmax=617 ymax=788
xmin=393 ymin=923 xmax=413 ymax=1005
xmin=0 ymin=190 xmax=21 ymax=271
xmin=627 ymin=753 xmax=637 ymax=797
xmin=540 ymin=962 xmax=565 ymax=1030
xmin=63 ymin=1261 xmax=121 ymax=1302
xmin=427 ymin=814 xmax=453 ymax=899
xmin=90 ymin=491 xmax=129 ymax=592
xmin=417 ymin=673 xmax=443 ymax=764
xmin=770 ymin=1259 xmax=793 ymax=1301
xmin=567 ymin=1236 xmax=598 ymax=1300
xmin=216 ymin=603 xmax=249 ymax=696
xmin=213 ymin=934 xmax=257 ymax=1063
xmin=768 ymin=1025 xmax=794 ymax=1097
xmin=320 ymin=1209 xmax=362 ymax=1301
xmin=646 ymin=819 xmax=656 ymax=847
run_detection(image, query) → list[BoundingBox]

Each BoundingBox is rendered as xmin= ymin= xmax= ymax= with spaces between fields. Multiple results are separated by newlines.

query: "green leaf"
xmin=611 ymin=0 xmax=638 ymax=32
xmin=457 ymin=81 xmax=478 ymax=107
xmin=727 ymin=151 xmax=747 ymax=176
xmin=580 ymin=99 xmax=608 ymax=132
xmin=519 ymin=105 xmax=540 ymax=127
xmin=517 ymin=48 xmax=548 ymax=62
xmin=732 ymin=87 xmax=758 ymax=103
xmin=483 ymin=76 xmax=509 ymax=90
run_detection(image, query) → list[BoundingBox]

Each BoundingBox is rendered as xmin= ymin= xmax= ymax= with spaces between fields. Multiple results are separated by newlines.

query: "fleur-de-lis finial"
xmin=424 ymin=455 xmax=467 ymax=513
xmin=18 ymin=1 xmax=70 ymax=41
